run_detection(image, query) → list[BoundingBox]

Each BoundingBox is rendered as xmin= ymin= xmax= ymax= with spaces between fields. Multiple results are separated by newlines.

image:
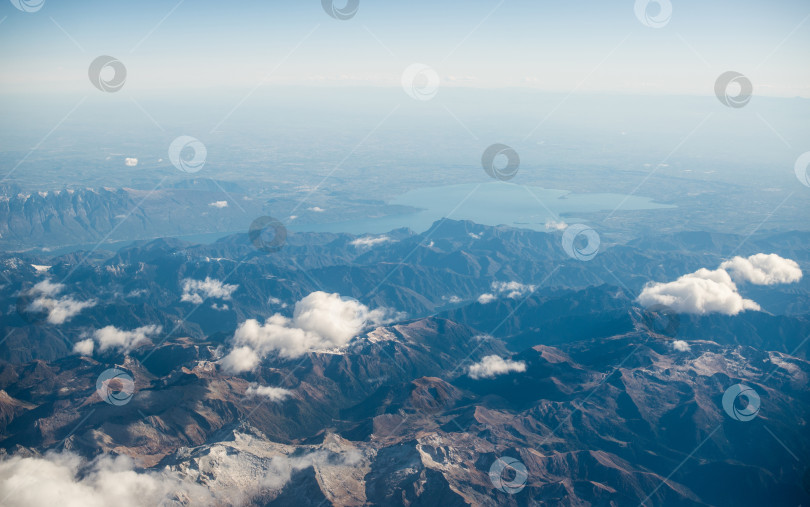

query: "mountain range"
xmin=0 ymin=220 xmax=808 ymax=505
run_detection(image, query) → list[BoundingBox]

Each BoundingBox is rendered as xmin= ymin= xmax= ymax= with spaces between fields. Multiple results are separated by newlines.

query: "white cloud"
xmin=73 ymin=339 xmax=94 ymax=356
xmin=477 ymin=293 xmax=496 ymax=304
xmin=0 ymin=452 xmax=214 ymax=507
xmin=219 ymin=346 xmax=260 ymax=374
xmin=267 ymin=296 xmax=287 ymax=308
xmin=467 ymin=355 xmax=527 ymax=379
xmin=220 ymin=292 xmax=400 ymax=372
xmin=350 ymin=236 xmax=392 ymax=249
xmin=79 ymin=325 xmax=162 ymax=354
xmin=181 ymin=277 xmax=238 ymax=304
xmin=671 ymin=340 xmax=691 ymax=352
xmin=491 ymin=281 xmax=536 ymax=299
xmin=545 ymin=220 xmax=568 ymax=231
xmin=307 ymin=206 xmax=325 ymax=212
xmin=638 ymin=254 xmax=802 ymax=316
xmin=245 ymin=384 xmax=293 ymax=402
xmin=477 ymin=281 xmax=536 ymax=304
xmin=468 ymin=232 xmax=481 ymax=239
xmin=31 ymin=279 xmax=64 ymax=297
xmin=638 ymin=268 xmax=759 ymax=316
xmin=124 ymin=158 xmax=138 ymax=167
xmin=31 ymin=298 xmax=97 ymax=325
xmin=24 ymin=281 xmax=96 ymax=325
xmin=209 ymin=200 xmax=228 ymax=209
xmin=720 ymin=253 xmax=802 ymax=285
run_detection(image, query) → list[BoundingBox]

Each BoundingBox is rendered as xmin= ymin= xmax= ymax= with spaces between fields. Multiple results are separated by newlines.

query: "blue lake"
xmin=292 ymin=182 xmax=675 ymax=235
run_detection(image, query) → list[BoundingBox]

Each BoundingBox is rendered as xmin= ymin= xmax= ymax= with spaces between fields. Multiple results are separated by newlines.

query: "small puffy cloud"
xmin=124 ymin=158 xmax=138 ymax=167
xmin=73 ymin=339 xmax=94 ymax=356
xmin=545 ymin=220 xmax=568 ymax=231
xmin=720 ymin=253 xmax=802 ymax=285
xmin=638 ymin=268 xmax=759 ymax=316
xmin=307 ymin=206 xmax=325 ymax=212
xmin=219 ymin=346 xmax=260 ymax=374
xmin=468 ymin=232 xmax=481 ymax=239
xmin=31 ymin=298 xmax=97 ymax=325
xmin=181 ymin=277 xmax=238 ymax=304
xmin=24 ymin=281 xmax=96 ymax=325
xmin=211 ymin=303 xmax=229 ymax=311
xmin=350 ymin=236 xmax=392 ymax=249
xmin=79 ymin=325 xmax=162 ymax=354
xmin=671 ymin=340 xmax=691 ymax=352
xmin=477 ymin=281 xmax=536 ymax=304
xmin=0 ymin=452 xmax=213 ymax=507
xmin=467 ymin=355 xmax=527 ymax=379
xmin=638 ymin=254 xmax=802 ymax=316
xmin=31 ymin=280 xmax=65 ymax=297
xmin=443 ymin=295 xmax=462 ymax=304
xmin=267 ymin=296 xmax=287 ymax=308
xmin=477 ymin=293 xmax=496 ymax=304
xmin=209 ymin=200 xmax=228 ymax=209
xmin=220 ymin=292 xmax=400 ymax=372
xmin=491 ymin=281 xmax=536 ymax=299
xmin=245 ymin=384 xmax=293 ymax=402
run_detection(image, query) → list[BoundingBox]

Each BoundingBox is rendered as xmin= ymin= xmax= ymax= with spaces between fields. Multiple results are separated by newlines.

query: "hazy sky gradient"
xmin=1 ymin=0 xmax=808 ymax=96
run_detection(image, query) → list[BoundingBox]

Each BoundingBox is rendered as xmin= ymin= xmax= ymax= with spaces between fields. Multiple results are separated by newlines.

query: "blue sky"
xmin=1 ymin=0 xmax=808 ymax=97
